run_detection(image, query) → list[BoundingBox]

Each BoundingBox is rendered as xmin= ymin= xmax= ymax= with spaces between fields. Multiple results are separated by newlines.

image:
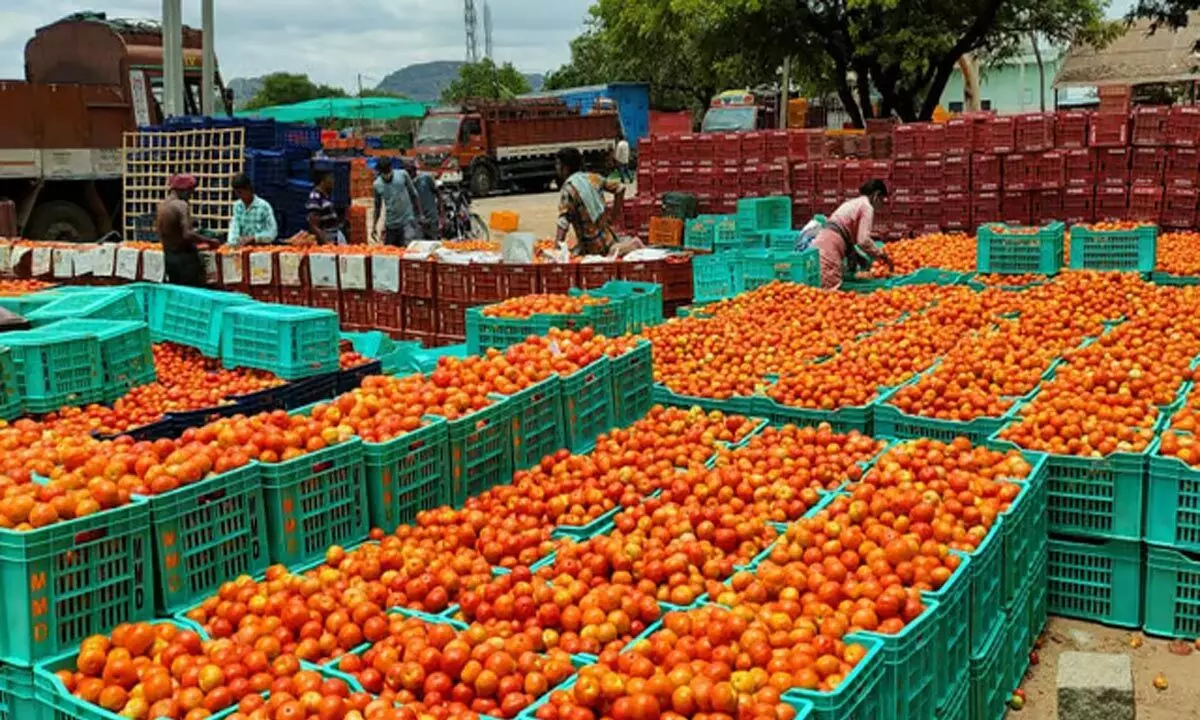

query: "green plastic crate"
xmin=739 ymin=249 xmax=819 ymax=293
xmin=1070 ymin=224 xmax=1157 ymax=272
xmin=151 ymin=285 xmax=253 ymax=357
xmin=1000 ymin=456 xmax=1048 ymax=609
xmin=874 ymin=382 xmax=1025 ymax=444
xmin=977 ymin=222 xmax=1065 ymax=275
xmin=1146 ymin=447 xmax=1200 ymax=553
xmin=43 ymin=319 xmax=155 ymax=402
xmin=736 ymin=196 xmax=792 ymax=234
xmin=593 ymin=281 xmax=663 ymax=333
xmin=968 ymin=516 xmax=1005 ymax=656
xmin=445 ymin=398 xmax=515 ymax=507
xmin=970 ymin=621 xmax=1008 ymax=720
xmin=4 ymin=330 xmax=104 ymax=414
xmin=756 ymin=395 xmax=873 ymax=435
xmin=683 ymin=215 xmax=718 ymax=252
xmin=661 ymin=192 xmax=698 ymax=220
xmin=788 ymin=248 xmax=822 ymax=287
xmin=652 ymin=383 xmax=760 ymax=416
xmin=1151 ymin=271 xmax=1200 ymax=286
xmin=221 ymin=303 xmax=340 ymax=380
xmin=24 ymin=289 xmax=141 ymax=327
xmin=363 ymin=418 xmax=448 ymax=532
xmin=611 ymin=340 xmax=654 ymax=429
xmin=1003 ymin=581 xmax=1033 ymax=694
xmin=851 ymin=601 xmax=939 ymax=720
xmin=1143 ymin=543 xmax=1200 ymax=638
xmin=145 ymin=462 xmax=268 ymax=615
xmin=841 ymin=276 xmax=894 ymax=293
xmin=261 ymin=439 xmax=369 ymax=567
xmin=562 ymin=357 xmax=615 ymax=453
xmin=500 ymin=376 xmax=564 ymax=471
xmin=783 ymin=634 xmax=883 ymax=720
xmin=1047 ymin=536 xmax=1143 ymax=627
xmin=1027 ymin=553 xmax=1049 ymax=643
xmin=891 ymin=268 xmax=973 ymax=287
xmin=923 ymin=553 xmax=972 ymax=710
xmin=937 ymin=672 xmax=969 ymax=720
xmin=990 ymin=430 xmax=1151 ymax=542
xmin=0 ymin=293 xmax=59 ymax=318
xmin=692 ymin=253 xmax=742 ymax=303
xmin=0 ymin=348 xmax=18 ymax=421
xmin=0 ymin=499 xmax=152 ymax=665
xmin=764 ymin=230 xmax=803 ymax=253
xmin=0 ymin=662 xmax=43 ymax=720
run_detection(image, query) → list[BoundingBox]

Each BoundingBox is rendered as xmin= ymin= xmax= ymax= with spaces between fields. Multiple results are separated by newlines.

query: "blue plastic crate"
xmin=1003 ymin=580 xmax=1033 ymax=694
xmin=0 ymin=663 xmax=42 ymax=720
xmin=1047 ymin=536 xmax=1143 ymax=627
xmin=977 ymin=222 xmax=1065 ymax=275
xmin=1070 ymin=224 xmax=1157 ymax=272
xmin=221 ymin=303 xmax=341 ymax=380
xmin=362 ymin=418 xmax=448 ymax=532
xmin=756 ymin=394 xmax=874 ymax=435
xmin=277 ymin=122 xmax=322 ymax=150
xmin=651 ymin=383 xmax=760 ymax=417
xmin=937 ymin=672 xmax=969 ymax=720
xmin=683 ymin=215 xmax=719 ymax=252
xmin=1000 ymin=456 xmax=1048 ymax=608
xmin=445 ymin=399 xmax=515 ymax=507
xmin=245 ymin=148 xmax=287 ymax=187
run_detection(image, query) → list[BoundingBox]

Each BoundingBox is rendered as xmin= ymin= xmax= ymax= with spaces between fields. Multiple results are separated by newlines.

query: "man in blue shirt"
xmin=372 ymin=158 xmax=423 ymax=246
xmin=227 ymin=174 xmax=278 ymax=245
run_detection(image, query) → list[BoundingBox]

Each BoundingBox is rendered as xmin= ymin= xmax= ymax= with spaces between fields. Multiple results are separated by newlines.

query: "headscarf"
xmin=169 ymin=174 xmax=197 ymax=192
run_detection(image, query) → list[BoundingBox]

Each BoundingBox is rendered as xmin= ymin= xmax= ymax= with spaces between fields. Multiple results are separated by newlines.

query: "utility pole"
xmin=201 ymin=0 xmax=215 ymax=114
xmin=161 ymin=0 xmax=184 ymax=117
xmin=464 ymin=0 xmax=479 ymax=63
xmin=484 ymin=1 xmax=494 ymax=60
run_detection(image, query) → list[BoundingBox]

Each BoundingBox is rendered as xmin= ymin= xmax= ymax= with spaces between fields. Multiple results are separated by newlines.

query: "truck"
xmin=0 ymin=12 xmax=231 ymax=241
xmin=413 ymin=97 xmax=625 ymax=197
xmin=520 ymin=82 xmax=651 ymax=150
xmin=701 ymin=90 xmax=780 ymax=133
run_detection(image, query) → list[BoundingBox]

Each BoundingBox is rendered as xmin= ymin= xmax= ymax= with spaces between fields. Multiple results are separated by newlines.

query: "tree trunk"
xmin=1030 ymin=32 xmax=1046 ymax=112
xmin=853 ymin=59 xmax=874 ymax=122
xmin=832 ymin=59 xmax=865 ymax=128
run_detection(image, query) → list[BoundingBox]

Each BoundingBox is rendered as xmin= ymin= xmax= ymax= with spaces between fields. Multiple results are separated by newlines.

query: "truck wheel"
xmin=25 ymin=201 xmax=98 ymax=242
xmin=469 ymin=164 xmax=496 ymax=198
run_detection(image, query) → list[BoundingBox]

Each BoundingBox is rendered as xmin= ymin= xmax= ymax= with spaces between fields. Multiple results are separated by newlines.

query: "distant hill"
xmin=375 ymin=61 xmax=544 ymax=102
xmin=226 ymin=77 xmax=264 ymax=109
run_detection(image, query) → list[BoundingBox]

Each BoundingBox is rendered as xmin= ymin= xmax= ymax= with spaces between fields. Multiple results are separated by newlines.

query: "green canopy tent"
xmin=236 ymin=97 xmax=429 ymax=123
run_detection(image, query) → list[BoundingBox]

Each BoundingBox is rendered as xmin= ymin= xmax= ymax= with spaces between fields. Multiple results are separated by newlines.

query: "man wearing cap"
xmin=156 ymin=174 xmax=216 ymax=286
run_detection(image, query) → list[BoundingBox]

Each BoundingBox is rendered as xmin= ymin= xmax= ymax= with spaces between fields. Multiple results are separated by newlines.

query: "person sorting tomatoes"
xmin=226 ymin=174 xmax=278 ymax=246
xmin=156 ymin=174 xmax=218 ymax=286
xmin=809 ymin=179 xmax=895 ymax=289
xmin=554 ymin=147 xmax=641 ymax=258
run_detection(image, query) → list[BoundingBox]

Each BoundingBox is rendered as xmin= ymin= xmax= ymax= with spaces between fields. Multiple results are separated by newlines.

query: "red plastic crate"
xmin=403 ymin=296 xmax=437 ymax=334
xmin=1094 ymin=186 xmax=1130 ymax=220
xmin=502 ymin=264 xmax=541 ymax=298
xmin=863 ymin=159 xmax=891 ymax=184
xmin=539 ymin=264 xmax=577 ymax=294
xmin=893 ymin=124 xmax=920 ymax=159
xmin=436 ymin=300 xmax=468 ymax=339
xmin=1032 ymin=189 xmax=1063 ymax=225
xmin=941 ymin=192 xmax=970 ymax=231
xmin=1129 ymin=186 xmax=1165 ymax=222
xmin=738 ymin=166 xmax=761 ymax=197
xmin=972 ymin=192 xmax=1001 ymax=226
xmin=1064 ymin=149 xmax=1097 ymax=186
xmin=280 ymin=285 xmax=311 ymax=308
xmin=791 ymin=161 xmax=815 ymax=194
xmin=248 ymin=284 xmax=281 ymax=304
xmin=310 ymin=288 xmax=341 ymax=314
xmin=1037 ymin=151 xmax=1066 ymax=189
xmin=636 ymin=167 xmax=654 ymax=195
xmin=672 ymin=135 xmax=692 ymax=159
xmin=694 ymin=134 xmax=714 ymax=162
xmin=714 ymin=133 xmax=742 ymax=163
xmin=764 ymin=130 xmax=789 ymax=160
xmin=715 ymin=193 xmax=738 ymax=214
xmin=919 ymin=123 xmax=946 ymax=158
xmin=1015 ymin=113 xmax=1055 ymax=153
xmin=815 ymin=160 xmax=843 ymax=194
xmin=1090 ymin=113 xmax=1130 ymax=147
xmin=972 ymin=154 xmax=1002 ymax=191
xmin=1163 ymin=187 xmax=1199 ymax=227
xmin=1098 ymin=86 xmax=1132 ymax=115
xmin=1062 ymin=186 xmax=1096 ymax=225
xmin=915 ymin=194 xmax=942 ymax=232
xmin=1133 ymin=105 xmax=1169 ymax=146
xmin=760 ymin=162 xmax=789 ymax=194
xmin=1002 ymin=190 xmax=1032 ymax=226
xmin=1055 ymin=110 xmax=1090 ymax=149
xmin=891 ymin=194 xmax=918 ymax=225
xmin=841 ymin=160 xmax=868 ymax=196
xmin=741 ymin=132 xmax=767 ymax=162
xmin=373 ymin=292 xmax=403 ymax=332
xmin=816 ymin=192 xmax=842 ymax=214
xmin=401 ymin=258 xmax=435 ymax=299
xmin=1169 ymin=106 xmax=1200 ymax=147
xmin=892 ymin=160 xmax=918 ymax=193
xmin=653 ymin=167 xmax=677 ymax=194
xmin=942 ymin=155 xmax=970 ymax=192
xmin=341 ymin=289 xmax=373 ymax=328
xmin=975 ymin=116 xmax=1016 ymax=154
xmin=578 ymin=261 xmax=620 ymax=290
xmin=916 ymin=160 xmax=943 ymax=192
xmin=944 ymin=117 xmax=973 ymax=155
xmin=1166 ymin=147 xmax=1200 ymax=187
xmin=787 ymin=129 xmax=826 ymax=160
xmin=467 ymin=264 xmax=504 ymax=302
xmin=1003 ymin=154 xmax=1033 ymax=191
xmin=792 ymin=194 xmax=813 ymax=227
xmin=1097 ymin=148 xmax=1131 ymax=186
xmin=438 ymin=265 xmax=472 ymax=303
xmin=1131 ymin=146 xmax=1167 ymax=186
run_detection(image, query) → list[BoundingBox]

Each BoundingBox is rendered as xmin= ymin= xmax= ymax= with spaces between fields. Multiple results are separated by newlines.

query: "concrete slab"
xmin=1057 ymin=651 xmax=1135 ymax=720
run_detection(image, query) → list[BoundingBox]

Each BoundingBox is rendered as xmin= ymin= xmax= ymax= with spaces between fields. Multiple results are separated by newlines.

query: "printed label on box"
xmin=115 ymin=247 xmax=140 ymax=279
xmin=309 ymin=253 xmax=338 ymax=288
xmin=93 ymin=245 xmax=116 ymax=276
xmin=372 ymin=255 xmax=400 ymax=293
xmin=339 ymin=255 xmax=367 ymax=289
xmin=142 ymin=249 xmax=165 ymax=282
xmin=221 ymin=253 xmax=244 ymax=283
xmin=200 ymin=251 xmax=219 ymax=284
xmin=52 ymin=248 xmax=74 ymax=278
xmin=279 ymin=252 xmax=303 ymax=286
xmin=73 ymin=247 xmax=94 ymax=276
xmin=249 ymin=252 xmax=274 ymax=285
xmin=31 ymin=247 xmax=51 ymax=276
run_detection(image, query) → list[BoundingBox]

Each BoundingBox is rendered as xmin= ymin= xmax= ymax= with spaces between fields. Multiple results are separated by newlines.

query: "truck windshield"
xmin=417 ymin=116 xmax=462 ymax=146
xmin=701 ymin=107 xmax=757 ymax=133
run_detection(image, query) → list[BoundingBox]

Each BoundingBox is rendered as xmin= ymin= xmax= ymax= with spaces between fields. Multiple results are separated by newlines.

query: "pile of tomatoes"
xmin=481 ymin=295 xmax=609 ymax=319
xmin=866 ymin=232 xmax=976 ymax=277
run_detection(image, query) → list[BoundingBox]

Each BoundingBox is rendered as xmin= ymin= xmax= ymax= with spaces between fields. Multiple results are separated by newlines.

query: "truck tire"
xmin=469 ymin=163 xmax=497 ymax=198
xmin=25 ymin=200 xmax=98 ymax=242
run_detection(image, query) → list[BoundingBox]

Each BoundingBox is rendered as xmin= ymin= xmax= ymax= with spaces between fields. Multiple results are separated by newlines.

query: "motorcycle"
xmin=436 ymin=180 xmax=489 ymax=241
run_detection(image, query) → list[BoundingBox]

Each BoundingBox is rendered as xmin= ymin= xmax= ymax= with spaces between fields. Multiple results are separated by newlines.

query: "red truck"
xmin=413 ymin=98 xmax=622 ymax=197
xmin=0 ymin=12 xmax=230 ymax=240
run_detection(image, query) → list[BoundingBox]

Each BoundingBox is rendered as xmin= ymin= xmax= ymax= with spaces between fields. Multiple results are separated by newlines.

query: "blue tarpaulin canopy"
xmin=237 ymin=97 xmax=429 ymax=122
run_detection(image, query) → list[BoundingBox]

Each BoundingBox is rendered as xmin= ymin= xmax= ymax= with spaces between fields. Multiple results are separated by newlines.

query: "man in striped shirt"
xmin=227 ymin=174 xmax=278 ymax=245
xmin=306 ymin=171 xmax=344 ymax=244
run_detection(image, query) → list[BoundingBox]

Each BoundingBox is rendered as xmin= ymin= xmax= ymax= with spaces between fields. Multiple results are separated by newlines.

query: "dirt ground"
xmin=474 ymin=183 xmax=642 ymax=240
xmin=1012 ymin=616 xmax=1199 ymax=719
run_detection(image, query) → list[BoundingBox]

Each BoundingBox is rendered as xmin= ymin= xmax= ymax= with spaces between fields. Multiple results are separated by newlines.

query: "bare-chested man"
xmin=155 ymin=174 xmax=216 ymax=286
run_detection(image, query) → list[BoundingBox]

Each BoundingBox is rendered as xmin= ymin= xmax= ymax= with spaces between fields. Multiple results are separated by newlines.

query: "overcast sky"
xmin=0 ymin=0 xmax=593 ymax=90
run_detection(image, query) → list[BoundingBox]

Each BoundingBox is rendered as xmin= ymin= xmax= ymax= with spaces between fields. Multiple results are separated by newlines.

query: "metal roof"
xmin=1054 ymin=14 xmax=1200 ymax=88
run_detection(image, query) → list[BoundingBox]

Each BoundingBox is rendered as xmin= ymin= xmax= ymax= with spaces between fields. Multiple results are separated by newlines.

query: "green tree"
xmin=441 ymin=59 xmax=533 ymax=103
xmin=1131 ymin=0 xmax=1199 ymax=28
xmin=244 ymin=72 xmax=347 ymax=110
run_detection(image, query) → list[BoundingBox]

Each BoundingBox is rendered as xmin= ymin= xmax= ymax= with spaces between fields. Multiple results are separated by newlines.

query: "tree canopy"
xmin=545 ymin=0 xmax=1118 ymax=125
xmin=441 ymin=59 xmax=533 ymax=103
xmin=244 ymin=73 xmax=347 ymax=110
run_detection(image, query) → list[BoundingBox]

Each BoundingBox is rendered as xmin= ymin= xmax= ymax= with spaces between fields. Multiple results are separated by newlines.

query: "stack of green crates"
xmin=151 ymin=285 xmax=254 ymax=357
xmin=2 ymin=330 xmax=105 ymax=414
xmin=43 ymin=319 xmax=156 ymax=402
xmin=683 ymin=215 xmax=736 ymax=252
xmin=587 ymin=281 xmax=663 ymax=334
xmin=0 ymin=347 xmax=18 ymax=420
